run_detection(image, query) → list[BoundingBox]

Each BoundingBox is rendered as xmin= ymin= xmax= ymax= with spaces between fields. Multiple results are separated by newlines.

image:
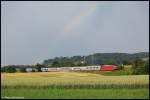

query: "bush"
xmin=36 ymin=63 xmax=45 ymax=72
xmin=20 ymin=67 xmax=26 ymax=72
xmin=32 ymin=70 xmax=35 ymax=72
xmin=3 ymin=66 xmax=16 ymax=73
xmin=143 ymin=61 xmax=149 ymax=74
xmin=1 ymin=67 xmax=5 ymax=72
xmin=131 ymin=57 xmax=149 ymax=75
xmin=117 ymin=64 xmax=124 ymax=70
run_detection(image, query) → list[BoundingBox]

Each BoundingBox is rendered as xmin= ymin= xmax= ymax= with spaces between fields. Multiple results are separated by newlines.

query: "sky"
xmin=1 ymin=1 xmax=149 ymax=65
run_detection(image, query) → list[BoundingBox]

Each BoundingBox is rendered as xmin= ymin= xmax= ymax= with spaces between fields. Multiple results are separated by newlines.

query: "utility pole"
xmin=84 ymin=56 xmax=86 ymax=65
xmin=91 ymin=54 xmax=94 ymax=65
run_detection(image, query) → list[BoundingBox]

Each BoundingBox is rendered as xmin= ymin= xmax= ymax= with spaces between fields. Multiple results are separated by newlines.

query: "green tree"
xmin=36 ymin=63 xmax=44 ymax=72
xmin=20 ymin=67 xmax=26 ymax=72
xmin=143 ymin=60 xmax=149 ymax=74
xmin=107 ymin=60 xmax=117 ymax=65
xmin=32 ymin=69 xmax=35 ymax=72
xmin=1 ymin=67 xmax=5 ymax=72
xmin=3 ymin=65 xmax=16 ymax=73
xmin=52 ymin=61 xmax=61 ymax=67
xmin=117 ymin=64 xmax=124 ymax=70
xmin=132 ymin=57 xmax=149 ymax=75
xmin=123 ymin=60 xmax=131 ymax=65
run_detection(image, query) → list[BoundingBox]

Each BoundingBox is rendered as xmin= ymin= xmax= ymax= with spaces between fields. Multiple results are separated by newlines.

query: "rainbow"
xmin=64 ymin=2 xmax=97 ymax=33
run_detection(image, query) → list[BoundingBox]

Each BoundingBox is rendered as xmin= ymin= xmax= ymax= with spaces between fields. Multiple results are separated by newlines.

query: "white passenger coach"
xmin=41 ymin=66 xmax=101 ymax=72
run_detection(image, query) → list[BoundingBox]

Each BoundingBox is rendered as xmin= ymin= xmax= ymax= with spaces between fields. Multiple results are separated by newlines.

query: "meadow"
xmin=2 ymin=88 xmax=149 ymax=99
xmin=1 ymin=72 xmax=149 ymax=99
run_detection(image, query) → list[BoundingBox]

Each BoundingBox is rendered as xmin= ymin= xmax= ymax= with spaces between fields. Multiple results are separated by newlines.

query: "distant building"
xmin=16 ymin=68 xmax=21 ymax=72
xmin=26 ymin=68 xmax=33 ymax=72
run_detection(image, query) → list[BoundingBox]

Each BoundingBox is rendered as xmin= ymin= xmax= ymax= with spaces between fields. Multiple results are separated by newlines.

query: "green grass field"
xmin=2 ymin=88 xmax=149 ymax=99
xmin=1 ymin=72 xmax=149 ymax=99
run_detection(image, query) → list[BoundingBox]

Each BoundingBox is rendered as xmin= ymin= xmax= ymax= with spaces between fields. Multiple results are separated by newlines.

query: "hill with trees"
xmin=42 ymin=52 xmax=149 ymax=67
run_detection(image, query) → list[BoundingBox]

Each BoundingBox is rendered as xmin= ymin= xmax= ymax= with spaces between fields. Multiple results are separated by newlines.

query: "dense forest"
xmin=42 ymin=52 xmax=149 ymax=67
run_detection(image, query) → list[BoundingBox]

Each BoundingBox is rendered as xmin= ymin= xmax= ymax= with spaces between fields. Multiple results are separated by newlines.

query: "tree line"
xmin=1 ymin=52 xmax=149 ymax=74
xmin=1 ymin=63 xmax=45 ymax=73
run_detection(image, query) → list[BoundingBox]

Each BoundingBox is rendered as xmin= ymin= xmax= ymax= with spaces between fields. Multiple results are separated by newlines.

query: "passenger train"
xmin=41 ymin=65 xmax=118 ymax=72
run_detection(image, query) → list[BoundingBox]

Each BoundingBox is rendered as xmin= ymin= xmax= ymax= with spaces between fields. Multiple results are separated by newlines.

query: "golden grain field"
xmin=1 ymin=72 xmax=149 ymax=87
